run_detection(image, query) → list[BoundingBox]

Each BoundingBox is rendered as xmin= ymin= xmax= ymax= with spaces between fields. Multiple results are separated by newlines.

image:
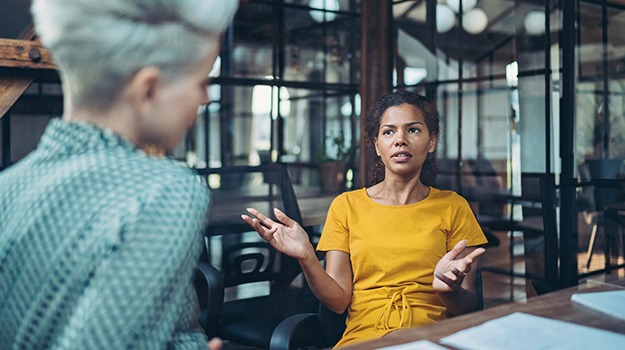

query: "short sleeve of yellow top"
xmin=316 ymin=187 xmax=488 ymax=348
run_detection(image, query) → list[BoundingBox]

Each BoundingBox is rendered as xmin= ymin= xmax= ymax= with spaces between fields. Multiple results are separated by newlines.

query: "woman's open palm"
xmin=241 ymin=207 xmax=312 ymax=260
xmin=433 ymin=240 xmax=485 ymax=293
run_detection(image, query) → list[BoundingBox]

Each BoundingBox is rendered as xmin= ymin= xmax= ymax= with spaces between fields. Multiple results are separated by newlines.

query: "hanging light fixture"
xmin=524 ymin=10 xmax=546 ymax=36
xmin=436 ymin=3 xmax=456 ymax=33
xmin=447 ymin=0 xmax=477 ymax=14
xmin=309 ymin=0 xmax=339 ymax=23
xmin=462 ymin=7 xmax=488 ymax=35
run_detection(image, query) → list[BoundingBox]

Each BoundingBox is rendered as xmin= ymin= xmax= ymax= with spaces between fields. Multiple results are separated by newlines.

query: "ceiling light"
xmin=436 ymin=4 xmax=456 ymax=33
xmin=524 ymin=11 xmax=546 ymax=36
xmin=462 ymin=8 xmax=488 ymax=35
xmin=309 ymin=0 xmax=339 ymax=23
xmin=447 ymin=0 xmax=478 ymax=14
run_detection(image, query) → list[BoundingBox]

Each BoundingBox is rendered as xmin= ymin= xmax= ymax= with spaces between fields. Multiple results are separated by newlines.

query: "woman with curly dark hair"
xmin=243 ymin=90 xmax=488 ymax=348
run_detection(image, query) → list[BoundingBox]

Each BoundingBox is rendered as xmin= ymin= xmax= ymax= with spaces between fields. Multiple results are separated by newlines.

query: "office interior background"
xmin=1 ymin=0 xmax=625 ymax=335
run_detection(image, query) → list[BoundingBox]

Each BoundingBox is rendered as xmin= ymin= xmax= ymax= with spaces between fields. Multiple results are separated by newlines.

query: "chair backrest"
xmin=475 ymin=259 xmax=484 ymax=310
xmin=579 ymin=159 xmax=625 ymax=211
xmin=519 ymin=173 xmax=545 ymax=218
xmin=536 ymin=175 xmax=560 ymax=294
xmin=317 ymin=303 xmax=348 ymax=347
xmin=195 ymin=163 xmax=304 ymax=293
xmin=466 ymin=159 xmax=507 ymax=217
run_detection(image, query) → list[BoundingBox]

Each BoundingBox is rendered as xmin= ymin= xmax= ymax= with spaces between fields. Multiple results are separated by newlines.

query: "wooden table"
xmin=344 ymin=278 xmax=625 ymax=349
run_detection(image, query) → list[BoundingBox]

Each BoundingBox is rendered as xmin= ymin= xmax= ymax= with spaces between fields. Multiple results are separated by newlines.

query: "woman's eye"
xmin=382 ymin=129 xmax=393 ymax=135
xmin=409 ymin=128 xmax=420 ymax=134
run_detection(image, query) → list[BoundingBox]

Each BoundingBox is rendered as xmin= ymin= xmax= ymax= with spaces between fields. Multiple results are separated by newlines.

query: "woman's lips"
xmin=391 ymin=151 xmax=412 ymax=162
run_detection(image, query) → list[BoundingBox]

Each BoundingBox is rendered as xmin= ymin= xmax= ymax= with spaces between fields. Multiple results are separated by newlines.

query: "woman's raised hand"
xmin=241 ymin=207 xmax=313 ymax=260
xmin=433 ymin=240 xmax=485 ymax=293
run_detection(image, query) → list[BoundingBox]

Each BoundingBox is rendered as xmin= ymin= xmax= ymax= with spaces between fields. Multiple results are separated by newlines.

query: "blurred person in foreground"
xmin=0 ymin=0 xmax=238 ymax=349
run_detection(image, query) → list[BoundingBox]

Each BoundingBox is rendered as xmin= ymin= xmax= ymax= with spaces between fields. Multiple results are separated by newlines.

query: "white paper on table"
xmin=571 ymin=290 xmax=625 ymax=321
xmin=375 ymin=339 xmax=448 ymax=350
xmin=439 ymin=312 xmax=625 ymax=350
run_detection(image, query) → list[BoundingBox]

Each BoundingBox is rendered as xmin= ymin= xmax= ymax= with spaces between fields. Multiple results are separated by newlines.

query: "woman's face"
xmin=140 ymin=41 xmax=218 ymax=151
xmin=374 ymin=103 xmax=437 ymax=179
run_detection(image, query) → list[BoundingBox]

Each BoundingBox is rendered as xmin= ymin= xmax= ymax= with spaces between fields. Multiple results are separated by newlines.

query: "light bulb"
xmin=447 ymin=0 xmax=478 ymax=14
xmin=436 ymin=4 xmax=456 ymax=33
xmin=309 ymin=0 xmax=339 ymax=23
xmin=524 ymin=11 xmax=546 ymax=36
xmin=462 ymin=8 xmax=488 ymax=35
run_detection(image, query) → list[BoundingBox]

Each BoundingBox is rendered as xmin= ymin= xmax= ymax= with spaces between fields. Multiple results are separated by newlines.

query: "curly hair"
xmin=364 ymin=89 xmax=439 ymax=186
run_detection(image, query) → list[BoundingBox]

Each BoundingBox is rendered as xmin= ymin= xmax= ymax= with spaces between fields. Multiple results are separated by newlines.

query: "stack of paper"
xmin=438 ymin=312 xmax=625 ymax=350
xmin=571 ymin=290 xmax=625 ymax=321
xmin=376 ymin=340 xmax=447 ymax=350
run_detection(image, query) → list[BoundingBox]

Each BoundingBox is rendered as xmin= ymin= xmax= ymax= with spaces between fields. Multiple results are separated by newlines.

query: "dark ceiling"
xmin=0 ymin=0 xmax=33 ymax=39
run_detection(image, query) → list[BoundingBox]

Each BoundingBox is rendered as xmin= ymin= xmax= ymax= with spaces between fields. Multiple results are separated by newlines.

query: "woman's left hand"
xmin=433 ymin=240 xmax=485 ymax=293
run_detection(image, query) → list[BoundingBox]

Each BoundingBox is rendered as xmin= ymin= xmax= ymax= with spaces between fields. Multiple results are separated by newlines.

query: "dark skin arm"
xmin=433 ymin=240 xmax=486 ymax=316
xmin=242 ymin=208 xmax=353 ymax=313
xmin=244 ymin=208 xmax=486 ymax=316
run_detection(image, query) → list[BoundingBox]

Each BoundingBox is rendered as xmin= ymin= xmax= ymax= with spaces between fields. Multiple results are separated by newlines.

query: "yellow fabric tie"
xmin=374 ymin=291 xmax=412 ymax=331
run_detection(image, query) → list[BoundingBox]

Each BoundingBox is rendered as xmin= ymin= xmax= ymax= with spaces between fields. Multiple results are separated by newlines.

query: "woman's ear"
xmin=428 ymin=133 xmax=438 ymax=153
xmin=374 ymin=137 xmax=380 ymax=156
xmin=125 ymin=66 xmax=161 ymax=118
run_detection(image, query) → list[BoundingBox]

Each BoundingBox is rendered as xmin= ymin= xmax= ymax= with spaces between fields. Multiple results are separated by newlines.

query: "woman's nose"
xmin=394 ymin=134 xmax=408 ymax=146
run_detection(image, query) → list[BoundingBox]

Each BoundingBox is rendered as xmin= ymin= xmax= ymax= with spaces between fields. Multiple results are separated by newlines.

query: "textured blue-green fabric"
xmin=0 ymin=119 xmax=211 ymax=349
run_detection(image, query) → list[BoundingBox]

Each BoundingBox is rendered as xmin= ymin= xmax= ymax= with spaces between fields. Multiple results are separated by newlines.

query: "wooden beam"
xmin=359 ymin=0 xmax=393 ymax=187
xmin=0 ymin=38 xmax=56 ymax=70
xmin=0 ymin=72 xmax=34 ymax=119
xmin=0 ymin=35 xmax=56 ymax=119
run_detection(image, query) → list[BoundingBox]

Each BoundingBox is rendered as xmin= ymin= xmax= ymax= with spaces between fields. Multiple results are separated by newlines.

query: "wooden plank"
xmin=0 ymin=38 xmax=56 ymax=70
xmin=0 ymin=73 xmax=34 ymax=119
xmin=0 ymin=29 xmax=57 ymax=118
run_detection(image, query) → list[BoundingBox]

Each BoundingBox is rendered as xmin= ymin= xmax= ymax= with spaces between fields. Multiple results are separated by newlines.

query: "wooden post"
xmin=359 ymin=0 xmax=393 ymax=187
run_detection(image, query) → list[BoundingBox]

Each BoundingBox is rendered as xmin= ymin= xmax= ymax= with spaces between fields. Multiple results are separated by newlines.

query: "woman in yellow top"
xmin=242 ymin=90 xmax=488 ymax=348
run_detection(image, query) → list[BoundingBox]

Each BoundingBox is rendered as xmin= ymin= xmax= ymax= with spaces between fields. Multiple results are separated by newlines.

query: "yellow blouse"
xmin=316 ymin=187 xmax=488 ymax=348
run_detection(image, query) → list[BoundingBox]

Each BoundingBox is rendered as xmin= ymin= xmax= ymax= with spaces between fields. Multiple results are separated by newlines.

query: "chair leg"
xmin=586 ymin=223 xmax=598 ymax=269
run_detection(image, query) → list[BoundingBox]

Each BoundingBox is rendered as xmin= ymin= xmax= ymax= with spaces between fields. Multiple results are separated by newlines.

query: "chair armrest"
xmin=269 ymin=313 xmax=324 ymax=350
xmin=194 ymin=261 xmax=224 ymax=338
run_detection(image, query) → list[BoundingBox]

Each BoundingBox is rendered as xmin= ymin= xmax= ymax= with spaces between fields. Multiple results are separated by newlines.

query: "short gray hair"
xmin=32 ymin=0 xmax=238 ymax=111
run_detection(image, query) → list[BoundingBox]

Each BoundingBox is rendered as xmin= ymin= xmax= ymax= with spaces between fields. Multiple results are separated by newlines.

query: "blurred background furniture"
xmin=578 ymin=159 xmax=625 ymax=269
xmin=532 ymin=175 xmax=560 ymax=295
xmin=194 ymin=164 xmax=319 ymax=349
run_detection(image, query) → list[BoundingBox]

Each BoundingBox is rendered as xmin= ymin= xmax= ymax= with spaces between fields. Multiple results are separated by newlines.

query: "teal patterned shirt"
xmin=0 ymin=119 xmax=211 ymax=349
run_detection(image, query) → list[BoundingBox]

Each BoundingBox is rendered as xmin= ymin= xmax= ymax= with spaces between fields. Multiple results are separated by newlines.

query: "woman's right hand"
xmin=241 ymin=207 xmax=313 ymax=260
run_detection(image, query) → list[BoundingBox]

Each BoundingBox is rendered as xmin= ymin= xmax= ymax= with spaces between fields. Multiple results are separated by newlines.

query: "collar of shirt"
xmin=39 ymin=119 xmax=137 ymax=156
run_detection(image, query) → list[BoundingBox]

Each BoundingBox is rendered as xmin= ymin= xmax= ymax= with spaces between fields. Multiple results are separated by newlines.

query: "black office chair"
xmin=578 ymin=159 xmax=624 ymax=269
xmin=193 ymin=261 xmax=224 ymax=339
xmin=194 ymin=164 xmax=318 ymax=349
xmin=270 ymin=301 xmax=347 ymax=350
xmin=269 ymin=262 xmax=484 ymax=350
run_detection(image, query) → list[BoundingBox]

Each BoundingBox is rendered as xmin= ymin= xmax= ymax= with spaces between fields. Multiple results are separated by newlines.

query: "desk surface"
xmin=345 ymin=278 xmax=625 ymax=350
